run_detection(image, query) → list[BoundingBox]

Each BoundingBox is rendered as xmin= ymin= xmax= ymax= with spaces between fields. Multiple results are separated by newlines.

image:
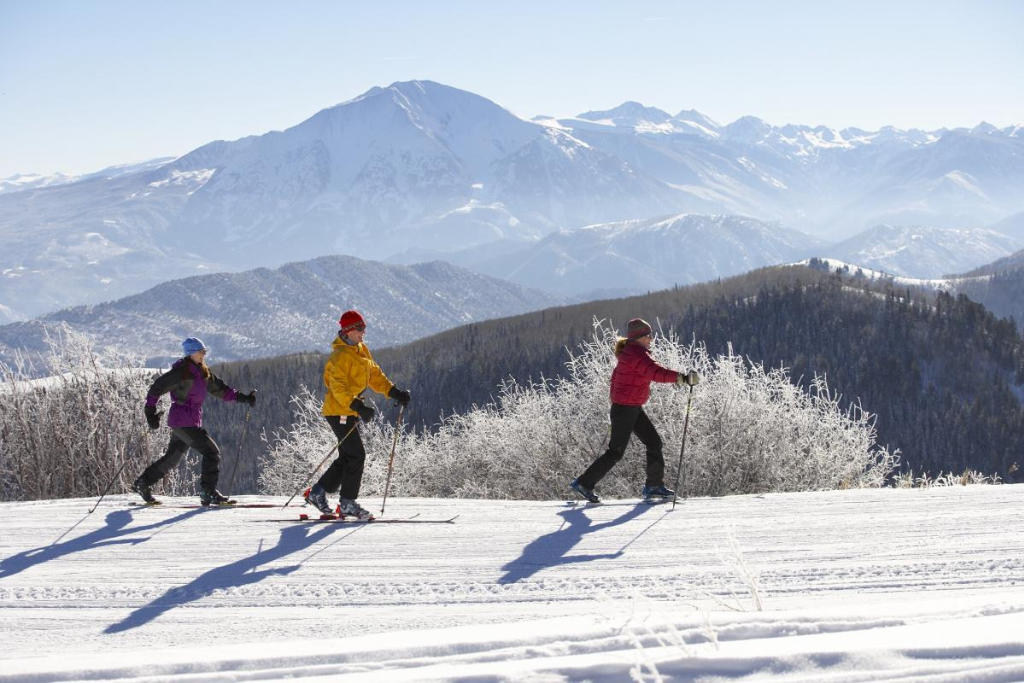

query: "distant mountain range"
xmin=389 ymin=215 xmax=1020 ymax=298
xmin=1 ymin=80 xmax=1021 ymax=318
xmin=822 ymin=225 xmax=1023 ymax=279
xmin=460 ymin=214 xmax=822 ymax=297
xmin=0 ymin=255 xmax=561 ymax=370
xmin=0 ymin=158 xmax=175 ymax=194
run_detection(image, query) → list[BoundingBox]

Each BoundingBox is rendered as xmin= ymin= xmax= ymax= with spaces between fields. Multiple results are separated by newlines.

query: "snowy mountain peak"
xmin=577 ymin=101 xmax=675 ymax=125
xmin=572 ymin=102 xmax=721 ymax=137
xmin=673 ymin=108 xmax=720 ymax=129
xmin=723 ymin=115 xmax=774 ymax=142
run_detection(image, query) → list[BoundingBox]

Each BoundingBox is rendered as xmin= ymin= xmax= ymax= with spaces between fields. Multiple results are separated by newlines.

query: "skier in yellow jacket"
xmin=305 ymin=310 xmax=411 ymax=519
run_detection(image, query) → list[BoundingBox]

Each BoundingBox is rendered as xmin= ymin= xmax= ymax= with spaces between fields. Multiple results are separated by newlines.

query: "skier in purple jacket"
xmin=132 ymin=337 xmax=256 ymax=506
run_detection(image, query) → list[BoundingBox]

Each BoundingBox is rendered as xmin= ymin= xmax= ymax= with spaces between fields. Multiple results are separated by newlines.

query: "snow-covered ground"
xmin=2 ymin=486 xmax=1023 ymax=682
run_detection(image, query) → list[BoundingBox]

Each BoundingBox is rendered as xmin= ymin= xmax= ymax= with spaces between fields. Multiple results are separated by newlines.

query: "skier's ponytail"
xmin=181 ymin=356 xmax=212 ymax=380
xmin=196 ymin=360 xmax=212 ymax=379
xmin=614 ymin=337 xmax=629 ymax=356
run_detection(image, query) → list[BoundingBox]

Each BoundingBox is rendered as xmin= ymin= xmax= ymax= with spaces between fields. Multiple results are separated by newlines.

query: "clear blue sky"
xmin=1 ymin=0 xmax=1022 ymax=177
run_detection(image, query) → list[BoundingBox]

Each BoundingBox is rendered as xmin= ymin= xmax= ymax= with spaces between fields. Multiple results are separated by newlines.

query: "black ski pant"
xmin=316 ymin=415 xmax=366 ymax=501
xmin=140 ymin=426 xmax=221 ymax=492
xmin=577 ymin=403 xmax=664 ymax=490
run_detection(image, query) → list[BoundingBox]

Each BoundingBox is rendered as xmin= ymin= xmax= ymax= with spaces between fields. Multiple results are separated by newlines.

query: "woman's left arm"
xmin=206 ymin=372 xmax=240 ymax=402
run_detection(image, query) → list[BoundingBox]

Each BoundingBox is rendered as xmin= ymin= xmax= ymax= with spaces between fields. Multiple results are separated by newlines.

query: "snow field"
xmin=1 ymin=485 xmax=1023 ymax=682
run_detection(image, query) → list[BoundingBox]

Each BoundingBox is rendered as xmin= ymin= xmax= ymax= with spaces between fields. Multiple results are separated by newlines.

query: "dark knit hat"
xmin=339 ymin=310 xmax=366 ymax=334
xmin=626 ymin=318 xmax=652 ymax=340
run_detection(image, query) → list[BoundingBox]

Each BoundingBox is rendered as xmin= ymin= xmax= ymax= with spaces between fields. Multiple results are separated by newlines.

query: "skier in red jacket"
xmin=571 ymin=318 xmax=699 ymax=504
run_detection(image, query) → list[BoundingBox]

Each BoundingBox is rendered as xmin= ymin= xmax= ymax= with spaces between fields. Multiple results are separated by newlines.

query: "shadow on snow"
xmin=0 ymin=508 xmax=202 ymax=579
xmin=499 ymin=503 xmax=667 ymax=584
xmin=104 ymin=522 xmax=353 ymax=634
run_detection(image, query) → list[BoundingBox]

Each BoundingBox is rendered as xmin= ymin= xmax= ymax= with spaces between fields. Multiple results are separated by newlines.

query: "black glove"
xmin=237 ymin=390 xmax=257 ymax=406
xmin=350 ymin=398 xmax=376 ymax=422
xmin=676 ymin=370 xmax=701 ymax=387
xmin=388 ymin=386 xmax=411 ymax=407
xmin=144 ymin=404 xmax=163 ymax=431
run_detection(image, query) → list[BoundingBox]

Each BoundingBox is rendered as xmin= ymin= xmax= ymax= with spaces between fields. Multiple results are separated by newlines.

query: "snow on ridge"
xmin=796 ymin=257 xmax=990 ymax=290
xmin=147 ymin=168 xmax=217 ymax=190
xmin=0 ymin=171 xmax=78 ymax=193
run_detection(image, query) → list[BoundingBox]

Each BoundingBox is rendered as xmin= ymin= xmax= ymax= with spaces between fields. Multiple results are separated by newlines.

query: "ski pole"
xmin=89 ymin=429 xmax=145 ymax=514
xmin=282 ymin=420 xmax=359 ymax=509
xmin=224 ymin=409 xmax=250 ymax=496
xmin=380 ymin=404 xmax=405 ymax=516
xmin=671 ymin=383 xmax=695 ymax=511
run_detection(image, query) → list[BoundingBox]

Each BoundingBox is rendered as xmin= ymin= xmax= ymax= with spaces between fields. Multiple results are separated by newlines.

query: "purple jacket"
xmin=146 ymin=358 xmax=238 ymax=428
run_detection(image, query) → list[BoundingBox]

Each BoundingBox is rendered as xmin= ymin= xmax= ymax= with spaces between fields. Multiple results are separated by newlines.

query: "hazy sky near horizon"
xmin=1 ymin=0 xmax=1022 ymax=177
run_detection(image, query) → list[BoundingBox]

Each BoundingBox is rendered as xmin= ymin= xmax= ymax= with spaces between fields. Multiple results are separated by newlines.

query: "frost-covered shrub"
xmin=0 ymin=326 xmax=196 ymax=501
xmin=891 ymin=469 xmax=1001 ymax=488
xmin=261 ymin=320 xmax=896 ymax=499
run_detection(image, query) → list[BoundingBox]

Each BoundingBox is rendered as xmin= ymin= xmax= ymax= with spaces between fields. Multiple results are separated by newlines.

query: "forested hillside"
xmin=205 ymin=264 xmax=1024 ymax=493
xmin=954 ymin=267 xmax=1024 ymax=333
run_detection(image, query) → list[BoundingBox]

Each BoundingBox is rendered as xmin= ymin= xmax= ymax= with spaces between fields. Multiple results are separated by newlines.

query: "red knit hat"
xmin=339 ymin=310 xmax=366 ymax=334
xmin=626 ymin=318 xmax=652 ymax=340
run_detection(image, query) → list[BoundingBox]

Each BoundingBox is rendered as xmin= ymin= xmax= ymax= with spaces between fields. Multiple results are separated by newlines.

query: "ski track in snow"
xmin=1 ymin=486 xmax=1023 ymax=682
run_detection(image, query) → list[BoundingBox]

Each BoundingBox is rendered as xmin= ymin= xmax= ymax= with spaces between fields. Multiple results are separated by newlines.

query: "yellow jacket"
xmin=322 ymin=335 xmax=395 ymax=417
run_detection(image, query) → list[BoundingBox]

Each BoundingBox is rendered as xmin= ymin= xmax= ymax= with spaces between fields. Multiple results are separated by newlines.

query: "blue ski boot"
xmin=641 ymin=484 xmax=675 ymax=503
xmin=570 ymin=478 xmax=600 ymax=504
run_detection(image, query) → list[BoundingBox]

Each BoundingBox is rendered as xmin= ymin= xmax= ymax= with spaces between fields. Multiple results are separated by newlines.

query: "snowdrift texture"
xmin=1 ymin=486 xmax=1023 ymax=682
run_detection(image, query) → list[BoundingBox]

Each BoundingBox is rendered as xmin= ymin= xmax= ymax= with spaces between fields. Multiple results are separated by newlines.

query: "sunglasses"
xmin=348 ymin=323 xmax=366 ymax=332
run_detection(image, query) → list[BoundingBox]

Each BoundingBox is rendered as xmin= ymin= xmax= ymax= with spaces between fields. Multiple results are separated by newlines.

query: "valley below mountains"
xmin=0 ymin=255 xmax=561 ymax=369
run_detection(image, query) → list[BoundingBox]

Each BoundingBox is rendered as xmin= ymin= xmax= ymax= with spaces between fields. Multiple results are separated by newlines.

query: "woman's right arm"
xmin=145 ymin=367 xmax=179 ymax=407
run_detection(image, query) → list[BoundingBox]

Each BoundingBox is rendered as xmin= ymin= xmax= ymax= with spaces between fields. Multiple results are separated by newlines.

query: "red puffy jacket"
xmin=610 ymin=341 xmax=680 ymax=406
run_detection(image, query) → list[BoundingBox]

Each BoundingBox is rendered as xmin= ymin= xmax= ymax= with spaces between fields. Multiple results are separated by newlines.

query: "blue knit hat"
xmin=182 ymin=337 xmax=207 ymax=355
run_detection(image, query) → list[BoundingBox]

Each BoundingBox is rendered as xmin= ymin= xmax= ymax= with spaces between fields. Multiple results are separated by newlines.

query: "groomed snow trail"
xmin=1 ymin=486 xmax=1023 ymax=682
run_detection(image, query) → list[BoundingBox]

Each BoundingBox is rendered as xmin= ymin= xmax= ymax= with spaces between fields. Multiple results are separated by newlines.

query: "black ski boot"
xmin=338 ymin=498 xmax=374 ymax=521
xmin=304 ymin=484 xmax=334 ymax=516
xmin=132 ymin=476 xmax=159 ymax=505
xmin=199 ymin=489 xmax=236 ymax=507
